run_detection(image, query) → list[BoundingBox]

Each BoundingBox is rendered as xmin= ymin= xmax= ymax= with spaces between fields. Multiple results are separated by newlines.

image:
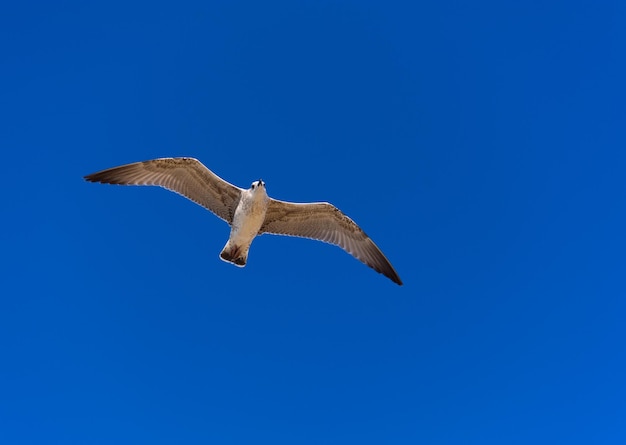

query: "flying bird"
xmin=84 ymin=157 xmax=402 ymax=285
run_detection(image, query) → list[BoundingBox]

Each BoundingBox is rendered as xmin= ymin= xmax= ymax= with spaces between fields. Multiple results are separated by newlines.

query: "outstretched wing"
xmin=84 ymin=157 xmax=242 ymax=224
xmin=260 ymin=199 xmax=402 ymax=285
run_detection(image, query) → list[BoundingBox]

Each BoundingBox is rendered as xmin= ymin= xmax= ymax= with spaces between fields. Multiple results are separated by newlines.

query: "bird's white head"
xmin=250 ymin=179 xmax=265 ymax=191
xmin=249 ymin=179 xmax=267 ymax=202
xmin=250 ymin=179 xmax=265 ymax=190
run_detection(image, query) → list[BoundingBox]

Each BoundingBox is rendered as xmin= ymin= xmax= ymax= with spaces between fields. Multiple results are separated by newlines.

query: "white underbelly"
xmin=230 ymin=212 xmax=265 ymax=245
xmin=229 ymin=193 xmax=268 ymax=247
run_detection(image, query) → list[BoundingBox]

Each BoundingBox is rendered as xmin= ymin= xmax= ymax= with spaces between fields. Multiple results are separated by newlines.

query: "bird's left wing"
xmin=260 ymin=199 xmax=402 ymax=285
xmin=84 ymin=157 xmax=242 ymax=224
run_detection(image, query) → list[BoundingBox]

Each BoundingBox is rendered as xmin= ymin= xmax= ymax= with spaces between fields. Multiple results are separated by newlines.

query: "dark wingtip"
xmin=83 ymin=171 xmax=126 ymax=185
xmin=84 ymin=171 xmax=108 ymax=183
xmin=369 ymin=243 xmax=402 ymax=286
xmin=386 ymin=270 xmax=403 ymax=286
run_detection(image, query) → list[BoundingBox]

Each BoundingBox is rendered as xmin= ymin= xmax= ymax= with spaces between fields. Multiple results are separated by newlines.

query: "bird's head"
xmin=250 ymin=179 xmax=265 ymax=191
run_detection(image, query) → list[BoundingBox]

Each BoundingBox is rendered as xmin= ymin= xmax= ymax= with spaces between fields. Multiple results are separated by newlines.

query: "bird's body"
xmin=85 ymin=157 xmax=402 ymax=285
xmin=220 ymin=181 xmax=269 ymax=266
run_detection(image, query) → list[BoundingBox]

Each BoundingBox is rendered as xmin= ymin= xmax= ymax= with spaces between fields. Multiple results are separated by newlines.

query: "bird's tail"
xmin=219 ymin=241 xmax=248 ymax=267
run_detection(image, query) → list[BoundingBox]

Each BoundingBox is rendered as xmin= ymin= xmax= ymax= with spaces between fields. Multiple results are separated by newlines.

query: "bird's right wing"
xmin=260 ymin=199 xmax=402 ymax=285
xmin=84 ymin=157 xmax=242 ymax=224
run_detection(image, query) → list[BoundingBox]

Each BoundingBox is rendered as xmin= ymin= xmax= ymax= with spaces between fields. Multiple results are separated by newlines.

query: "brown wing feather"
xmin=260 ymin=199 xmax=402 ymax=285
xmin=84 ymin=157 xmax=242 ymax=224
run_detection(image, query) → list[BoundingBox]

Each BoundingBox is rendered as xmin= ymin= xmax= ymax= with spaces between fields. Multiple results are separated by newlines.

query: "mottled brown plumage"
xmin=84 ymin=158 xmax=242 ymax=223
xmin=261 ymin=200 xmax=402 ymax=285
xmin=85 ymin=157 xmax=402 ymax=285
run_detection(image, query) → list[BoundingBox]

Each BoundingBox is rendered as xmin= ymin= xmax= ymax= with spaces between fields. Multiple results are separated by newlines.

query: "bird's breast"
xmin=229 ymin=192 xmax=269 ymax=244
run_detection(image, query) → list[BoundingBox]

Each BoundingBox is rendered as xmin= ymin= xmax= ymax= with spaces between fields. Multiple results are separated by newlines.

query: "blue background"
xmin=1 ymin=1 xmax=625 ymax=443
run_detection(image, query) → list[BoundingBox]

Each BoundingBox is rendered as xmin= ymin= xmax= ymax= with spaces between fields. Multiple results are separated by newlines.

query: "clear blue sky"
xmin=1 ymin=1 xmax=625 ymax=443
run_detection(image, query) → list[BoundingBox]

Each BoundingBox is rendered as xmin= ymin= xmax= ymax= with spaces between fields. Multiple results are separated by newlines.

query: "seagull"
xmin=84 ymin=157 xmax=402 ymax=285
